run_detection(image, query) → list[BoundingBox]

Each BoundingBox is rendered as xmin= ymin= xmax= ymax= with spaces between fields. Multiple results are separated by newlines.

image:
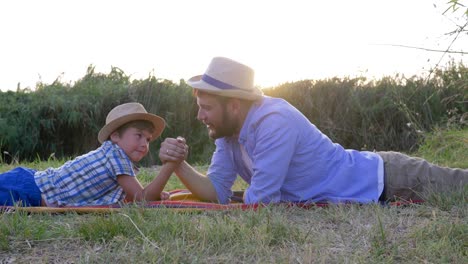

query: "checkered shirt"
xmin=34 ymin=140 xmax=136 ymax=206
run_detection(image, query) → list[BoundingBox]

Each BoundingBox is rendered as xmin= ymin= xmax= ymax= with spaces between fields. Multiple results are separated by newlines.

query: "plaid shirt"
xmin=34 ymin=141 xmax=135 ymax=206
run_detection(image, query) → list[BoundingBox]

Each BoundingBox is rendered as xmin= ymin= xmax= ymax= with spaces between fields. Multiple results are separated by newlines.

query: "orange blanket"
xmin=0 ymin=189 xmax=422 ymax=214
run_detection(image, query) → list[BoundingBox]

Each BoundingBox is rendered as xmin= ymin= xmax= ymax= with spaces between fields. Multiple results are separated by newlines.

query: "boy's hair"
xmin=113 ymin=120 xmax=155 ymax=138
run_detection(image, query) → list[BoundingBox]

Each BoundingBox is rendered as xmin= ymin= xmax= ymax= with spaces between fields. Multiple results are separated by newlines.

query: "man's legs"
xmin=377 ymin=151 xmax=468 ymax=201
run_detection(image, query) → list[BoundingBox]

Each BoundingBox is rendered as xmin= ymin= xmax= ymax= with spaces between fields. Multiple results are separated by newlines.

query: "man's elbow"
xmin=192 ymin=188 xmax=219 ymax=203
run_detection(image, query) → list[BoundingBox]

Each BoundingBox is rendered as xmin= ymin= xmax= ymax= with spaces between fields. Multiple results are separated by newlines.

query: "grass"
xmin=416 ymin=128 xmax=468 ymax=168
xmin=0 ymin=129 xmax=467 ymax=263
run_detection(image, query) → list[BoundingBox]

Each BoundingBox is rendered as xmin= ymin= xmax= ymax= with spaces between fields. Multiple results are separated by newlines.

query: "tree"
xmin=442 ymin=0 xmax=467 ymax=55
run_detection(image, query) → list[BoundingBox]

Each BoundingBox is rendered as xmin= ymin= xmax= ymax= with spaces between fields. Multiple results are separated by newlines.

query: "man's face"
xmin=196 ymin=93 xmax=238 ymax=139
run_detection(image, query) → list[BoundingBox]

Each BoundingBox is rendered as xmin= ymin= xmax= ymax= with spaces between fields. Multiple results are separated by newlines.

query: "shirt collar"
xmin=238 ymin=97 xmax=264 ymax=144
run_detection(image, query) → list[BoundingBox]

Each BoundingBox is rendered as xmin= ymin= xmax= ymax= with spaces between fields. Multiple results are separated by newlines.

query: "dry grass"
xmin=0 ymin=129 xmax=467 ymax=263
xmin=1 ymin=203 xmax=466 ymax=263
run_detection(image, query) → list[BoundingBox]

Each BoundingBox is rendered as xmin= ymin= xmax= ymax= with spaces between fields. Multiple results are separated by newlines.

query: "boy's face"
xmin=110 ymin=127 xmax=152 ymax=162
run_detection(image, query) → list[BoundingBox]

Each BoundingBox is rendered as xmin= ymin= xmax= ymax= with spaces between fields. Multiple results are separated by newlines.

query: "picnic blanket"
xmin=0 ymin=189 xmax=423 ymax=214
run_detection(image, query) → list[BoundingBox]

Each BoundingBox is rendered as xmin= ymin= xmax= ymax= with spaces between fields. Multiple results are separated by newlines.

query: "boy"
xmin=0 ymin=102 xmax=187 ymax=207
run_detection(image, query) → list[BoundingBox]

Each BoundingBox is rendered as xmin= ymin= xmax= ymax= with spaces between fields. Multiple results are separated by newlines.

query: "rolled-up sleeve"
xmin=207 ymin=139 xmax=237 ymax=204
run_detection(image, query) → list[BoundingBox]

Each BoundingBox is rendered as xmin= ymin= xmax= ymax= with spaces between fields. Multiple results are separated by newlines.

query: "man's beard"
xmin=208 ymin=106 xmax=238 ymax=139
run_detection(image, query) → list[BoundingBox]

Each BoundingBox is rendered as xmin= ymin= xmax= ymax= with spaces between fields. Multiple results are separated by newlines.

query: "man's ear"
xmin=228 ymin=98 xmax=242 ymax=115
xmin=110 ymin=131 xmax=120 ymax=143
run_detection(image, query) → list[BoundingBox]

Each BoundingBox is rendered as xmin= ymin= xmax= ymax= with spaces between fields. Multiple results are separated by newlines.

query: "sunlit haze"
xmin=0 ymin=0 xmax=466 ymax=91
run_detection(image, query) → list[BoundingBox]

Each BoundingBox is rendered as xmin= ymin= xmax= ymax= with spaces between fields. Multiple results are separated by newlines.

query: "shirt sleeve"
xmin=244 ymin=113 xmax=298 ymax=204
xmin=207 ymin=139 xmax=238 ymax=204
xmin=106 ymin=145 xmax=136 ymax=179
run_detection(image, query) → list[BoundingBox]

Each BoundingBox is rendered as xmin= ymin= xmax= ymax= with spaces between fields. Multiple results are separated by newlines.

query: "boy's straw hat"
xmin=187 ymin=57 xmax=263 ymax=101
xmin=98 ymin=102 xmax=165 ymax=143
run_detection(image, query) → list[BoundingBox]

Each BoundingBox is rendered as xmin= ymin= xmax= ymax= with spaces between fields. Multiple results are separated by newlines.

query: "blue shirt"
xmin=34 ymin=140 xmax=136 ymax=206
xmin=208 ymin=96 xmax=384 ymax=204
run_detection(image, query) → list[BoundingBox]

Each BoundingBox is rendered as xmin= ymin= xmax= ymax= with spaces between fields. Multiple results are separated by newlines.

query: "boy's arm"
xmin=174 ymin=161 xmax=218 ymax=202
xmin=117 ymin=162 xmax=177 ymax=202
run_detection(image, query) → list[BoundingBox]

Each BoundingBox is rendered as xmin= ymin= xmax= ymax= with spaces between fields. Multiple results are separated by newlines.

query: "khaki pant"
xmin=377 ymin=151 xmax=468 ymax=201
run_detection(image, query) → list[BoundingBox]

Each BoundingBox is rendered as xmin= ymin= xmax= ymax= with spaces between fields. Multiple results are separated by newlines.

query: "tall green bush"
xmin=264 ymin=62 xmax=467 ymax=151
xmin=0 ymin=62 xmax=466 ymax=164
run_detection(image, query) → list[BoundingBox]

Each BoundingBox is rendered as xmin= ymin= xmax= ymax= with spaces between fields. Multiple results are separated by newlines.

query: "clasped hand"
xmin=159 ymin=136 xmax=189 ymax=164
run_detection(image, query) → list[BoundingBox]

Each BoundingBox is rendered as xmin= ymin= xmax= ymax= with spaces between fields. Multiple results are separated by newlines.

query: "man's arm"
xmin=173 ymin=161 xmax=218 ymax=202
xmin=243 ymin=114 xmax=297 ymax=204
xmin=159 ymin=137 xmax=218 ymax=202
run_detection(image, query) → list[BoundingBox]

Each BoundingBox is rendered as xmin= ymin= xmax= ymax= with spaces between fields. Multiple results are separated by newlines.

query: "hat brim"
xmin=187 ymin=75 xmax=263 ymax=101
xmin=98 ymin=113 xmax=165 ymax=144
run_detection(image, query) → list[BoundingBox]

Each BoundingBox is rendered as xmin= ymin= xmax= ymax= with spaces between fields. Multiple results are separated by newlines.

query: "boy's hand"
xmin=160 ymin=191 xmax=170 ymax=200
xmin=160 ymin=136 xmax=188 ymax=163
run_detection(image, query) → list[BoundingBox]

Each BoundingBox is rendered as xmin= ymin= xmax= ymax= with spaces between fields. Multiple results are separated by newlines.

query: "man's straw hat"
xmin=187 ymin=57 xmax=264 ymax=101
xmin=98 ymin=102 xmax=165 ymax=143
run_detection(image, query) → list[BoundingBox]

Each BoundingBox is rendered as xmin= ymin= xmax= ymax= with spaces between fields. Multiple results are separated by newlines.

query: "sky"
xmin=0 ymin=0 xmax=467 ymax=91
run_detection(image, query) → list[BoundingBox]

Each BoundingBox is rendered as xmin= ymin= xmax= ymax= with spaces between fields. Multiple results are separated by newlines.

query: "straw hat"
xmin=187 ymin=57 xmax=264 ymax=100
xmin=98 ymin=102 xmax=165 ymax=143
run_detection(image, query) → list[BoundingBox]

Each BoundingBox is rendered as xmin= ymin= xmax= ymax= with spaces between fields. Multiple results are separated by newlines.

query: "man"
xmin=160 ymin=57 xmax=467 ymax=204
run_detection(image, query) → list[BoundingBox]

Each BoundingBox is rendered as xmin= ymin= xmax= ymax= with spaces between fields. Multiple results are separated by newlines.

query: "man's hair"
xmin=114 ymin=120 xmax=155 ymax=137
xmin=193 ymin=89 xmax=253 ymax=108
xmin=193 ymin=89 xmax=228 ymax=105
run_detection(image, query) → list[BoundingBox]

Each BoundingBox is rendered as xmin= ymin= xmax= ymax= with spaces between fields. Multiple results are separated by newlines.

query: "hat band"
xmin=202 ymin=74 xmax=242 ymax=90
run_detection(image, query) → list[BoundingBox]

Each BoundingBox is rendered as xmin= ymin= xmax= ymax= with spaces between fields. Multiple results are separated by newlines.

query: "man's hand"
xmin=159 ymin=136 xmax=188 ymax=163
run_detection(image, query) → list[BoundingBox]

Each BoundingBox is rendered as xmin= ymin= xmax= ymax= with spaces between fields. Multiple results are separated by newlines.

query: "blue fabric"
xmin=34 ymin=141 xmax=135 ymax=206
xmin=0 ymin=167 xmax=41 ymax=206
xmin=202 ymin=74 xmax=242 ymax=90
xmin=208 ymin=96 xmax=383 ymax=204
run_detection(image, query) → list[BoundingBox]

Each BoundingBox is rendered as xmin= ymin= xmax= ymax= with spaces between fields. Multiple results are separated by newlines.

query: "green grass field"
xmin=0 ymin=129 xmax=467 ymax=263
